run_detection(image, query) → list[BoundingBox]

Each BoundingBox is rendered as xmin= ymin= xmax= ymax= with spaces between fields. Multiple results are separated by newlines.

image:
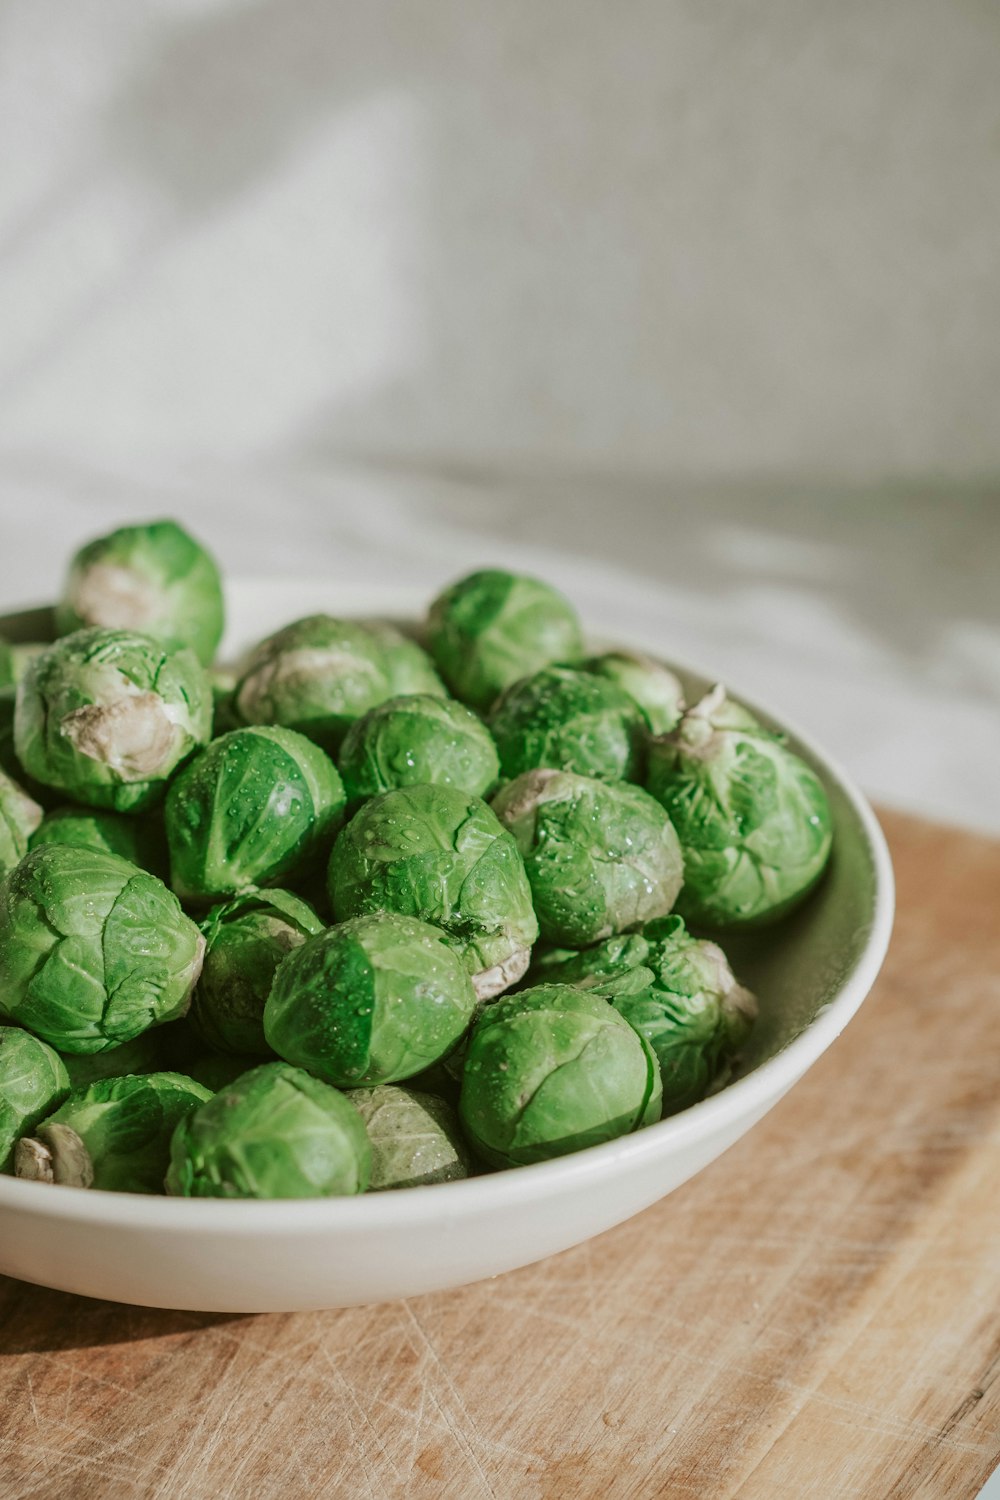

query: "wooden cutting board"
xmin=2 ymin=809 xmax=1000 ymax=1500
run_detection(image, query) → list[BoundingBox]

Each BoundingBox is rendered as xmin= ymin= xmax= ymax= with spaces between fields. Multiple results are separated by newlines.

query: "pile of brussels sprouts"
xmin=0 ymin=521 xmax=834 ymax=1199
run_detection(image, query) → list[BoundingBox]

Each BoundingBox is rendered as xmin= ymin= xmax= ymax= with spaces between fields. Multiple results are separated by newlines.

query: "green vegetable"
xmin=646 ymin=685 xmax=833 ymax=927
xmin=14 ymin=628 xmax=211 ymax=813
xmin=0 ymin=1027 xmax=70 ymax=1173
xmin=61 ymin=1031 xmax=173 ymax=1088
xmin=361 ymin=620 xmax=447 ymax=698
xmin=30 ymin=805 xmax=169 ymax=880
xmin=165 ymin=1061 xmax=371 ymax=1199
xmin=0 ymin=640 xmax=47 ymax=690
xmin=338 ymin=693 xmax=500 ymax=803
xmin=347 ymin=1085 xmax=473 ymax=1189
xmin=489 ymin=664 xmax=646 ymax=782
xmin=329 ymin=785 xmax=539 ymax=999
xmin=459 ymin=984 xmax=662 ymax=1168
xmin=265 ymin=913 xmax=477 ymax=1087
xmin=191 ymin=888 xmax=324 ymax=1056
xmin=491 ymin=769 xmax=684 ymax=947
xmin=233 ymin=615 xmax=397 ymax=753
xmin=165 ymin=726 xmax=346 ymax=902
xmin=55 ymin=519 xmax=225 ymax=667
xmin=0 ymin=768 xmax=43 ymax=876
xmin=0 ymin=844 xmax=205 ymax=1054
xmin=611 ymin=915 xmax=757 ymax=1114
xmin=528 ymin=933 xmax=656 ymax=999
xmin=427 ymin=570 xmax=584 ymax=711
xmin=578 ymin=651 xmax=685 ymax=736
xmin=15 ymin=1072 xmax=211 ymax=1192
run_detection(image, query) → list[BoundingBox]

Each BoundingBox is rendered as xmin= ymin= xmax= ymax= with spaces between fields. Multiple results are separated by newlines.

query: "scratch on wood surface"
xmin=402 ymin=1302 xmax=500 ymax=1500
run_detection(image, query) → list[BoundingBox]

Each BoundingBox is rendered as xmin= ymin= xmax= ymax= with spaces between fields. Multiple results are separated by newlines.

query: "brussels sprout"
xmin=165 ymin=726 xmax=346 ymax=902
xmin=329 ymin=785 xmax=539 ymax=999
xmin=346 ymin=1085 xmax=473 ymax=1189
xmin=578 ymin=651 xmax=685 ymax=736
xmin=0 ymin=639 xmax=11 ymax=690
xmin=191 ymin=888 xmax=324 ymax=1056
xmin=459 ymin=984 xmax=661 ymax=1168
xmin=339 ymin=694 xmax=500 ymax=804
xmin=15 ymin=1072 xmax=211 ymax=1193
xmin=427 ymin=570 xmax=584 ymax=712
xmin=611 ymin=915 xmax=757 ymax=1114
xmin=489 ymin=665 xmax=646 ymax=782
xmin=0 ymin=768 xmax=43 ymax=876
xmin=165 ymin=1061 xmax=371 ymax=1199
xmin=361 ymin=621 xmax=447 ymax=698
xmin=14 ymin=628 xmax=211 ymax=813
xmin=491 ymin=770 xmax=683 ymax=947
xmin=0 ymin=1027 xmax=70 ymax=1173
xmin=528 ymin=932 xmax=656 ymax=999
xmin=647 ymin=685 xmax=833 ymax=928
xmin=55 ymin=519 xmax=225 ymax=667
xmin=265 ymin=913 xmax=477 ymax=1087
xmin=233 ymin=615 xmax=396 ymax=753
xmin=0 ymin=844 xmax=205 ymax=1055
xmin=30 ymin=805 xmax=169 ymax=880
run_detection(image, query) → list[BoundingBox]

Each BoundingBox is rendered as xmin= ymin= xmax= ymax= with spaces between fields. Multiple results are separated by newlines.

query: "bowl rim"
xmin=0 ymin=580 xmax=895 ymax=1233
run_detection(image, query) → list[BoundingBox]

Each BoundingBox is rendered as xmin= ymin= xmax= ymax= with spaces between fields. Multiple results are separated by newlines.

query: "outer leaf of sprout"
xmin=14 ymin=628 xmax=211 ymax=813
xmin=492 ymin=769 xmax=683 ymax=947
xmin=165 ymin=726 xmax=346 ymax=902
xmin=329 ymin=785 xmax=538 ymax=999
xmin=427 ymin=570 xmax=584 ymax=712
xmin=0 ymin=844 xmax=205 ymax=1054
xmin=0 ymin=1026 xmax=70 ymax=1172
xmin=346 ymin=1085 xmax=473 ymax=1189
xmin=15 ymin=1072 xmax=211 ymax=1193
xmin=265 ymin=913 xmax=477 ymax=1086
xmin=459 ymin=983 xmax=662 ymax=1168
xmin=55 ymin=519 xmax=225 ymax=667
xmin=191 ymin=887 xmax=323 ymax=1056
xmin=339 ymin=693 xmax=500 ymax=803
xmin=165 ymin=1061 xmax=371 ymax=1199
xmin=489 ymin=665 xmax=646 ymax=782
xmin=646 ymin=685 xmax=833 ymax=928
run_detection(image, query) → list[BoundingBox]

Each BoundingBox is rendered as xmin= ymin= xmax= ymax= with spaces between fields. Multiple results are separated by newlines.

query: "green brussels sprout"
xmin=646 ymin=685 xmax=834 ymax=928
xmin=338 ymin=694 xmax=500 ymax=803
xmin=459 ymin=984 xmax=662 ymax=1168
xmin=346 ymin=1085 xmax=473 ymax=1189
xmin=233 ymin=615 xmax=397 ymax=753
xmin=361 ymin=620 xmax=447 ymax=698
xmin=15 ymin=1072 xmax=211 ymax=1193
xmin=491 ymin=769 xmax=684 ymax=947
xmin=191 ymin=888 xmax=324 ymax=1056
xmin=0 ymin=844 xmax=205 ymax=1055
xmin=611 ymin=915 xmax=757 ymax=1114
xmin=55 ymin=519 xmax=225 ymax=667
xmin=0 ymin=768 xmax=43 ymax=876
xmin=427 ymin=570 xmax=584 ymax=711
xmin=329 ymin=785 xmax=539 ymax=999
xmin=30 ymin=805 xmax=169 ymax=880
xmin=265 ymin=913 xmax=478 ymax=1087
xmin=528 ymin=932 xmax=656 ymax=999
xmin=489 ymin=665 xmax=646 ymax=782
xmin=577 ymin=651 xmax=685 ymax=736
xmin=0 ymin=639 xmax=12 ymax=690
xmin=14 ymin=628 xmax=211 ymax=813
xmin=165 ymin=726 xmax=346 ymax=902
xmin=165 ymin=1061 xmax=371 ymax=1199
xmin=0 ymin=1027 xmax=70 ymax=1173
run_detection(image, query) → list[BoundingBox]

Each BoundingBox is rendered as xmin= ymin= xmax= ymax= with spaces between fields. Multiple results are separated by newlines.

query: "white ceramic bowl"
xmin=0 ymin=581 xmax=894 ymax=1312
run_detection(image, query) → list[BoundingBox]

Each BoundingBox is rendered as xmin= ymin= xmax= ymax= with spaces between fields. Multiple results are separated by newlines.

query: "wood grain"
xmin=2 ymin=810 xmax=1000 ymax=1500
